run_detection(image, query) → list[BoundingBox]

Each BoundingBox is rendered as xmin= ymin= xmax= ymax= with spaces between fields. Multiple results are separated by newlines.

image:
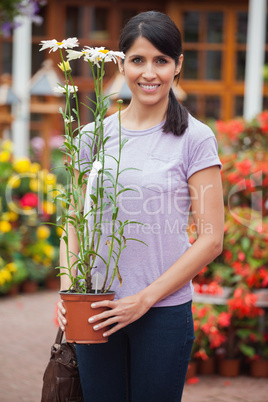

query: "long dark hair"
xmin=119 ymin=11 xmax=188 ymax=136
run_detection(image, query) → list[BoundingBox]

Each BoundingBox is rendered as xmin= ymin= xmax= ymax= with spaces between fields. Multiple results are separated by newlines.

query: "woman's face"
xmin=119 ymin=36 xmax=183 ymax=108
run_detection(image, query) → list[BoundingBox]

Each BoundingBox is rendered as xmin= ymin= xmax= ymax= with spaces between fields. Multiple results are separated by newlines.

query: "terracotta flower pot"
xmin=198 ymin=357 xmax=215 ymax=375
xmin=59 ymin=290 xmax=115 ymax=344
xmin=218 ymin=358 xmax=241 ymax=377
xmin=250 ymin=359 xmax=268 ymax=378
xmin=45 ymin=276 xmax=60 ymax=290
xmin=21 ymin=280 xmax=38 ymax=293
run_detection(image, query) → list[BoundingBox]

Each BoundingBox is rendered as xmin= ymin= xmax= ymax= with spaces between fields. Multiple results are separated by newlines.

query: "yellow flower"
xmin=42 ymin=200 xmax=56 ymax=215
xmin=7 ymin=211 xmax=19 ymax=222
xmin=37 ymin=225 xmax=51 ymax=240
xmin=1 ymin=139 xmax=13 ymax=152
xmin=56 ymin=226 xmax=64 ymax=237
xmin=29 ymin=178 xmax=39 ymax=192
xmin=43 ymin=244 xmax=55 ymax=259
xmin=0 ymin=150 xmax=11 ymax=162
xmin=1 ymin=211 xmax=18 ymax=222
xmin=0 ymin=221 xmax=12 ymax=233
xmin=7 ymin=175 xmax=21 ymax=189
xmin=58 ymin=60 xmax=72 ymax=73
xmin=42 ymin=172 xmax=57 ymax=193
xmin=0 ymin=268 xmax=12 ymax=284
xmin=13 ymin=157 xmax=31 ymax=173
xmin=5 ymin=262 xmax=17 ymax=273
xmin=30 ymin=162 xmax=41 ymax=174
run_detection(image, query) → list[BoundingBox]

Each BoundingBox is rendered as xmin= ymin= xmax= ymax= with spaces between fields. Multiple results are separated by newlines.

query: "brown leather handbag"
xmin=41 ymin=328 xmax=84 ymax=402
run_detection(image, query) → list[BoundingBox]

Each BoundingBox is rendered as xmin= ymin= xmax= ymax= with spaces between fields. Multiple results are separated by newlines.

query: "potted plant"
xmin=39 ymin=38 xmax=145 ymax=343
xmin=216 ymin=286 xmax=264 ymax=376
xmin=246 ymin=322 xmax=268 ymax=378
xmin=191 ymin=303 xmax=226 ymax=375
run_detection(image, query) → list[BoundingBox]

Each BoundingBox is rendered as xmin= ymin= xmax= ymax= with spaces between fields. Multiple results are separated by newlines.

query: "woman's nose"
xmin=141 ymin=63 xmax=157 ymax=80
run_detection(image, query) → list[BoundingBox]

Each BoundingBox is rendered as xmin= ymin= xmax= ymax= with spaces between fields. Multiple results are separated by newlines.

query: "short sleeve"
xmin=74 ymin=122 xmax=94 ymax=173
xmin=187 ymin=136 xmax=222 ymax=180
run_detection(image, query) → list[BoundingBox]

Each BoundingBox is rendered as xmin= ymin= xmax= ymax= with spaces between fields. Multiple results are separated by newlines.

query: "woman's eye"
xmin=132 ymin=58 xmax=142 ymax=63
xmin=157 ymin=58 xmax=167 ymax=64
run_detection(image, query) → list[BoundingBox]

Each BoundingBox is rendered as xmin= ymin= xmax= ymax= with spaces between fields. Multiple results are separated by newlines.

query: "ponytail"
xmin=163 ymin=89 xmax=188 ymax=136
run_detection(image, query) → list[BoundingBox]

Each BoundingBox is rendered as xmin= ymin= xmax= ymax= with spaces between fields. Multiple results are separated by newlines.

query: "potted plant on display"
xmin=191 ymin=303 xmax=226 ymax=375
xmin=245 ymin=319 xmax=268 ymax=378
xmin=216 ymin=286 xmax=265 ymax=377
xmin=39 ymin=38 xmax=145 ymax=343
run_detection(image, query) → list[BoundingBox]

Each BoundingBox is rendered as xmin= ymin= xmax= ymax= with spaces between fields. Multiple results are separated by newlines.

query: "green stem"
xmin=102 ymin=100 xmax=123 ymax=292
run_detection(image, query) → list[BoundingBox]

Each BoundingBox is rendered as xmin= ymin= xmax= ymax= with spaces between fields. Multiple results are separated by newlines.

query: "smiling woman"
xmin=57 ymin=10 xmax=224 ymax=402
xmin=118 ymin=37 xmax=182 ymax=122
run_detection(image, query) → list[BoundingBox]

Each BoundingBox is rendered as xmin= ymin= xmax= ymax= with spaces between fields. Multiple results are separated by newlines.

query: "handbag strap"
xmin=55 ymin=327 xmax=64 ymax=345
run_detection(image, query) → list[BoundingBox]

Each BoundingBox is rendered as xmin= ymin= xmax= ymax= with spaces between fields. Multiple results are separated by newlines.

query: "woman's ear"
xmin=118 ymin=59 xmax=124 ymax=75
xmin=175 ymin=54 xmax=184 ymax=76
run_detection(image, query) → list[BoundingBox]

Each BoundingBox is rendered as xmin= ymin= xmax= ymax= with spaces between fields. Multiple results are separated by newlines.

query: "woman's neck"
xmin=120 ymin=99 xmax=168 ymax=131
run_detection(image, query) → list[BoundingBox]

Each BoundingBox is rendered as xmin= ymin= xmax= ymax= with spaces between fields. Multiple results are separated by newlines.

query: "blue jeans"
xmin=76 ymin=301 xmax=194 ymax=402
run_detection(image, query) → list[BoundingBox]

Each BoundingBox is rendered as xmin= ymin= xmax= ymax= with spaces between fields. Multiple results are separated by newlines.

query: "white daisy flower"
xmin=66 ymin=48 xmax=95 ymax=63
xmin=105 ymin=50 xmax=125 ymax=63
xmin=53 ymin=85 xmax=78 ymax=94
xmin=39 ymin=37 xmax=79 ymax=53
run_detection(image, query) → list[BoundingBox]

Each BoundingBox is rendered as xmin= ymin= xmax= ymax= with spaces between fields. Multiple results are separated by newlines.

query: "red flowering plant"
xmin=215 ymin=111 xmax=268 ymax=152
xmin=220 ymin=151 xmax=268 ymax=214
xmin=217 ymin=286 xmax=265 ymax=359
xmin=204 ymin=207 xmax=268 ymax=291
xmin=191 ymin=303 xmax=226 ymax=361
xmin=215 ymin=111 xmax=268 ymax=215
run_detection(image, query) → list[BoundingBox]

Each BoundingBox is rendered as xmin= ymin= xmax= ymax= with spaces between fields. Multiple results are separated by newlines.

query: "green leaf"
xmin=120 ymin=138 xmax=128 ymax=149
xmin=117 ymin=187 xmax=136 ymax=196
xmin=104 ymin=170 xmax=116 ymax=186
xmin=112 ymin=206 xmax=118 ymax=220
xmin=90 ymin=194 xmax=97 ymax=204
xmin=241 ymin=237 xmax=250 ymax=251
xmin=125 ymin=238 xmax=148 ymax=246
xmin=119 ymin=167 xmax=141 ymax=175
xmin=239 ymin=344 xmax=255 ymax=358
xmin=107 ymin=192 xmax=115 ymax=203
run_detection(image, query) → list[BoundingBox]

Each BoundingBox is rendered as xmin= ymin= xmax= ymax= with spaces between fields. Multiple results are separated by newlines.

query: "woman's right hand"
xmin=57 ymin=299 xmax=67 ymax=331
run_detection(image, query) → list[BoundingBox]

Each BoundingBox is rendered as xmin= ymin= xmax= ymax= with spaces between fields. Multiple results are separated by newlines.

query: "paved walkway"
xmin=0 ymin=290 xmax=268 ymax=402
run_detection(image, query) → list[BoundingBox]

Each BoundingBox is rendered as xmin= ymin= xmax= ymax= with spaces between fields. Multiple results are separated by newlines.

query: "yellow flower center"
xmin=99 ymin=49 xmax=109 ymax=54
xmin=57 ymin=42 xmax=64 ymax=46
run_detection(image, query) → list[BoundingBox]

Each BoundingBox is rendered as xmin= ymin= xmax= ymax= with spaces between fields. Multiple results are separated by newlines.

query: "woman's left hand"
xmin=89 ymin=293 xmax=150 ymax=337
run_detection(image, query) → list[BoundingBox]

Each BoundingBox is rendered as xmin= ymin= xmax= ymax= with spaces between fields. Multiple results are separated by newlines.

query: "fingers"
xmin=57 ymin=300 xmax=67 ymax=331
xmin=89 ymin=300 xmax=118 ymax=324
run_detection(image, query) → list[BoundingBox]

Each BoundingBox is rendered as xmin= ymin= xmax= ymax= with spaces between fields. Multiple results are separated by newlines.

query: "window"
xmin=180 ymin=6 xmax=249 ymax=120
xmin=182 ymin=11 xmax=224 ymax=81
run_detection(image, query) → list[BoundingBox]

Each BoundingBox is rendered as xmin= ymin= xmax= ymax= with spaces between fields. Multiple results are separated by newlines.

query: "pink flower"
xmin=20 ymin=193 xmax=39 ymax=208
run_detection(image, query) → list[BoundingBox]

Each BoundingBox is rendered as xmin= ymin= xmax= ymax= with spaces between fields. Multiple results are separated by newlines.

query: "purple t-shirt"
xmin=76 ymin=112 xmax=222 ymax=307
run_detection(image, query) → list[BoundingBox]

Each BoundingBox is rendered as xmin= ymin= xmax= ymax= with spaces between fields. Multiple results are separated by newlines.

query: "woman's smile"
xmin=138 ymin=83 xmax=161 ymax=92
